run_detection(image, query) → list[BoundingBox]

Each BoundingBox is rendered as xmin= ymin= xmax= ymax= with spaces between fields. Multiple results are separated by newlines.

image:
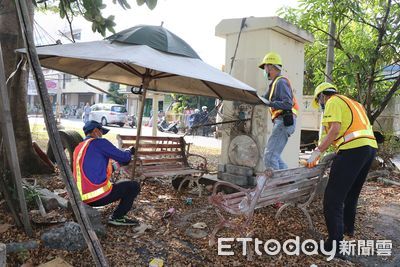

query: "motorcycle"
xmin=127 ymin=114 xmax=136 ymax=128
xmin=158 ymin=117 xmax=179 ymax=134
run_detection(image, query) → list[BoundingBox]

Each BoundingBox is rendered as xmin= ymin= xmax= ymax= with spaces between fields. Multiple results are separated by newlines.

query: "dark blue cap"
xmin=83 ymin=120 xmax=110 ymax=135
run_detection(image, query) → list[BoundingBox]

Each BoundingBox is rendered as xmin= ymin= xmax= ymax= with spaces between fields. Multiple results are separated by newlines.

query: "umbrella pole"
xmin=131 ymin=77 xmax=150 ymax=179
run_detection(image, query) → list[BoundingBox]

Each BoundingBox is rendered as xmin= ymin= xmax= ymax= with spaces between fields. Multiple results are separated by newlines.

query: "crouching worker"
xmin=73 ymin=120 xmax=140 ymax=226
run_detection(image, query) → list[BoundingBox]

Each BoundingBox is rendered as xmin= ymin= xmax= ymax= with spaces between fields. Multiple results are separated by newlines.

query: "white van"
xmin=89 ymin=103 xmax=128 ymax=127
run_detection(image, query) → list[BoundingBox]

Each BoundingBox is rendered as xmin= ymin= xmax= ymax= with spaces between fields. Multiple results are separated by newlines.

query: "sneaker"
xmin=108 ymin=216 xmax=140 ymax=226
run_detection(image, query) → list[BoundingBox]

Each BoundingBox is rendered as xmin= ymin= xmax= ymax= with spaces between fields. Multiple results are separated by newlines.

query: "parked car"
xmin=87 ymin=103 xmax=128 ymax=127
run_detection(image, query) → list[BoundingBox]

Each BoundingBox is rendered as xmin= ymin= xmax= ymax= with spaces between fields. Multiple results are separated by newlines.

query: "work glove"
xmin=129 ymin=146 xmax=136 ymax=155
xmin=306 ymin=148 xmax=321 ymax=168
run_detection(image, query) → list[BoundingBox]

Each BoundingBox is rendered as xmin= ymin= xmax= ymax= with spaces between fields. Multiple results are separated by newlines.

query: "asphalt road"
xmin=28 ymin=116 xmax=221 ymax=149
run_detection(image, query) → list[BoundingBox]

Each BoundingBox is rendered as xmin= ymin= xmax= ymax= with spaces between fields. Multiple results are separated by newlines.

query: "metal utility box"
xmin=216 ymin=17 xmax=313 ymax=183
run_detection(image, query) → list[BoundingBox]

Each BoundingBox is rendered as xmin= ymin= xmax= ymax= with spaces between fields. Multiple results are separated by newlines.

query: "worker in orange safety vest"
xmin=73 ymin=120 xmax=140 ymax=226
xmin=307 ymin=82 xmax=377 ymax=259
xmin=258 ymin=51 xmax=299 ymax=170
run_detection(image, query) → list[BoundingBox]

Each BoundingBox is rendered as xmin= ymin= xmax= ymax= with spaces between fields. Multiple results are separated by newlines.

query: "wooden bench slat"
xmin=263 ymin=166 xmax=326 ymax=187
xmin=138 ymin=151 xmax=183 ymax=156
xmin=256 ymin=186 xmax=314 ymax=209
xmin=266 ymin=164 xmax=327 ymax=179
xmin=118 ymin=135 xmax=182 ymax=141
xmin=261 ymin=177 xmax=318 ymax=198
xmin=140 ymin=157 xmax=184 ymax=165
xmin=141 ymin=164 xmax=186 ymax=172
xmin=138 ymin=143 xmax=183 ymax=149
xmin=143 ymin=169 xmax=203 ymax=177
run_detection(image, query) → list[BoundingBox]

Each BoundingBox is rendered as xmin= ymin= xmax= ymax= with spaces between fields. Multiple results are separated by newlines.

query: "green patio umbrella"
xmin=107 ymin=25 xmax=201 ymax=59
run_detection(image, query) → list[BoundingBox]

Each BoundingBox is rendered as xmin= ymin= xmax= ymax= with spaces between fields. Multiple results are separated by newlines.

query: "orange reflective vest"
xmin=332 ymin=95 xmax=376 ymax=149
xmin=73 ymin=138 xmax=113 ymax=203
xmin=268 ymin=76 xmax=299 ymax=121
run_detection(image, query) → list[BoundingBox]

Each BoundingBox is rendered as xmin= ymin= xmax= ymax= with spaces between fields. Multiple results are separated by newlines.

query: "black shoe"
xmin=344 ymin=227 xmax=355 ymax=238
xmin=108 ymin=216 xmax=140 ymax=226
xmin=344 ymin=231 xmax=354 ymax=238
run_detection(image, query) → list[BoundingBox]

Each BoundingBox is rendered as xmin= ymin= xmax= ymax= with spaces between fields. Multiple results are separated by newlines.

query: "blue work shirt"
xmin=267 ymin=75 xmax=294 ymax=110
xmin=82 ymin=137 xmax=132 ymax=184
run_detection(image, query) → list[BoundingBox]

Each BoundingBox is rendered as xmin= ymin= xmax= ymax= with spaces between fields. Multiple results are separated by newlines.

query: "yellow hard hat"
xmin=311 ymin=82 xmax=337 ymax=109
xmin=258 ymin=52 xmax=282 ymax=69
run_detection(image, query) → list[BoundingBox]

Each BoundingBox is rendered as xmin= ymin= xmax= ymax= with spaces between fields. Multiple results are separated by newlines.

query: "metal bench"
xmin=208 ymin=153 xmax=334 ymax=245
xmin=116 ymin=135 xmax=208 ymax=196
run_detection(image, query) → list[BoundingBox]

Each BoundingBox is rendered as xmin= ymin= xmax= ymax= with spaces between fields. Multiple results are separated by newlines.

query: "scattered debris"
xmin=377 ymin=177 xmax=400 ymax=186
xmin=367 ymin=170 xmax=391 ymax=181
xmin=0 ymin=224 xmax=11 ymax=234
xmin=133 ymin=223 xmax=152 ymax=238
xmin=148 ymin=257 xmax=164 ymax=267
xmin=185 ymin=198 xmax=193 ymax=205
xmin=184 ymin=228 xmax=208 ymax=239
xmin=192 ymin=222 xmax=207 ymax=229
xmin=162 ymin=208 xmax=175 ymax=220
xmin=30 ymin=210 xmax=67 ymax=225
xmin=37 ymin=257 xmax=73 ymax=267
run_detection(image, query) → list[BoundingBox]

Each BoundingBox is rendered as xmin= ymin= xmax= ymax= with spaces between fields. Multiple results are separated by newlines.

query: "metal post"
xmin=131 ymin=75 xmax=150 ymax=179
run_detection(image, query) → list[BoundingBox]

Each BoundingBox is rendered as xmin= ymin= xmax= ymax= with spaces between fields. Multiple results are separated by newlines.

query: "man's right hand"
xmin=306 ymin=148 xmax=321 ymax=168
xmin=129 ymin=146 xmax=136 ymax=155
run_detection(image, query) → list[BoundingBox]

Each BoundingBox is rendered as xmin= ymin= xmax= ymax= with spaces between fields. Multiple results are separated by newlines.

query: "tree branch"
xmin=365 ymin=0 xmax=392 ymax=116
xmin=371 ymin=75 xmax=400 ymax=123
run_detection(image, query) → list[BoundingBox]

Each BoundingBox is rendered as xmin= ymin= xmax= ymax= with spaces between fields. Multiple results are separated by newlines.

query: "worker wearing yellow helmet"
xmin=307 ymin=81 xmax=377 ymax=257
xmin=258 ymin=52 xmax=299 ymax=170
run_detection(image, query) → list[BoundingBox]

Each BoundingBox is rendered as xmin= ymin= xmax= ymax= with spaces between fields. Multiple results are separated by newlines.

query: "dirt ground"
xmin=1 ymin=147 xmax=399 ymax=266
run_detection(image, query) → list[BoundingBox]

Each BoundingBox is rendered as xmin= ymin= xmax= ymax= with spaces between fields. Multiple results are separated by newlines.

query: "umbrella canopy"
xmin=25 ymin=40 xmax=261 ymax=103
xmin=18 ymin=25 xmax=263 ymax=178
xmin=107 ymin=25 xmax=201 ymax=59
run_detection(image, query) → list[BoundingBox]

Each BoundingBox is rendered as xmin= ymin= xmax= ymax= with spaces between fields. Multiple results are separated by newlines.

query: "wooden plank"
xmin=264 ymin=167 xmax=326 ymax=187
xmin=140 ymin=157 xmax=184 ymax=165
xmin=0 ymin=45 xmax=32 ymax=236
xmin=14 ymin=1 xmax=109 ymax=265
xmin=138 ymin=151 xmax=183 ymax=156
xmin=142 ymin=165 xmax=187 ymax=172
xmin=255 ymin=186 xmax=314 ymax=209
xmin=143 ymin=169 xmax=203 ymax=178
xmin=265 ymin=164 xmax=326 ymax=179
xmin=139 ymin=143 xmax=182 ymax=149
xmin=260 ymin=178 xmax=318 ymax=200
xmin=119 ymin=135 xmax=182 ymax=142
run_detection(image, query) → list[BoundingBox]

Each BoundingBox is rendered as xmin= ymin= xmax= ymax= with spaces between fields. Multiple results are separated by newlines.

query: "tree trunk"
xmin=0 ymin=1 xmax=53 ymax=175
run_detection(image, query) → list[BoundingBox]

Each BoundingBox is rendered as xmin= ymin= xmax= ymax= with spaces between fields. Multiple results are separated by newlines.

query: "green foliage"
xmin=34 ymin=0 xmax=158 ymax=37
xmin=108 ymin=83 xmax=126 ymax=105
xmin=170 ymin=94 xmax=215 ymax=113
xmin=279 ymin=0 xmax=400 ymax=123
xmin=22 ymin=185 xmax=41 ymax=208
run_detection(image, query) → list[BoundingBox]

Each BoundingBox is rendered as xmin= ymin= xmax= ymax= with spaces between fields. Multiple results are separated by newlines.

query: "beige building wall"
xmin=216 ymin=17 xmax=313 ymax=171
